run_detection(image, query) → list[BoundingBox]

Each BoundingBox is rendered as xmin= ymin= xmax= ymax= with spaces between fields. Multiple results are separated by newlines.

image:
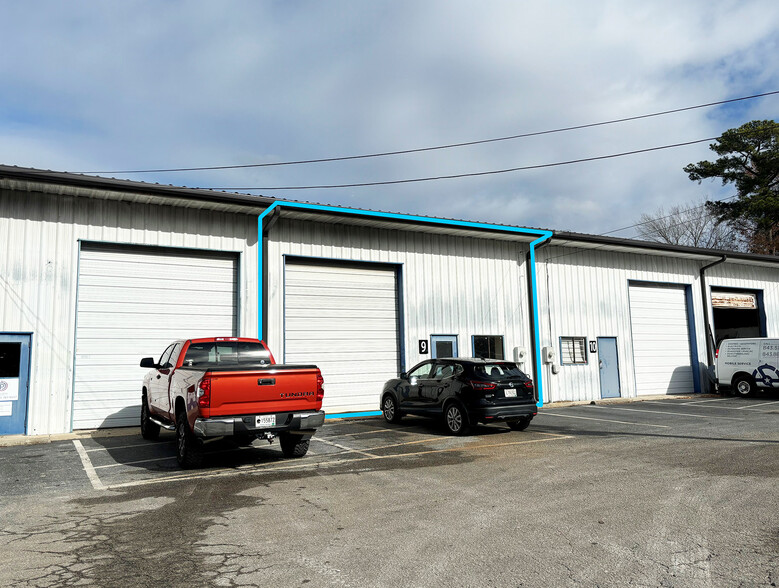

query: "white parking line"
xmin=72 ymin=440 xmax=106 ymax=491
xmin=93 ymin=456 xmax=177 ymax=469
xmin=86 ymin=442 xmax=160 ymax=453
xmin=538 ymin=412 xmax=670 ymax=428
xmin=591 ymin=405 xmax=744 ymax=420
xmin=734 ymin=400 xmax=779 ymax=410
xmin=104 ymin=433 xmax=572 ymax=490
xmin=312 ymin=437 xmax=377 ymax=458
xmin=679 ymin=397 xmax=733 ymax=405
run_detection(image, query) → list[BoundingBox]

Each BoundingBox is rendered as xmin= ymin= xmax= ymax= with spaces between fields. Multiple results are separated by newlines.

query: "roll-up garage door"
xmin=284 ymin=259 xmax=400 ymax=414
xmin=629 ymin=283 xmax=694 ymax=395
xmin=73 ymin=244 xmax=238 ymax=429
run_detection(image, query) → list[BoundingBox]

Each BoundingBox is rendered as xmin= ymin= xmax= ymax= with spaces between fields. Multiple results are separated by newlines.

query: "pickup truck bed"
xmin=140 ymin=338 xmax=325 ymax=467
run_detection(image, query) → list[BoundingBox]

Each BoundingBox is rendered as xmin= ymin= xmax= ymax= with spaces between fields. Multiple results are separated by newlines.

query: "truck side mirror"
xmin=140 ymin=357 xmax=157 ymax=369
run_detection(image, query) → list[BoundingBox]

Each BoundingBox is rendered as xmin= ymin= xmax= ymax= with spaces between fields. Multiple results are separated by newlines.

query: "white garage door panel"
xmin=73 ymin=245 xmax=238 ymax=429
xmin=284 ymin=260 xmax=400 ymax=414
xmin=629 ymin=284 xmax=695 ymax=396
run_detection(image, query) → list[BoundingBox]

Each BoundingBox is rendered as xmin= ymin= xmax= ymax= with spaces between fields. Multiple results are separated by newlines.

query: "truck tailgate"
xmin=204 ymin=366 xmax=321 ymax=417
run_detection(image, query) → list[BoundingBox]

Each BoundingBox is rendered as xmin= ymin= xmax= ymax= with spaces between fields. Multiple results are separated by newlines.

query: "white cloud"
xmin=0 ymin=0 xmax=777 ymax=237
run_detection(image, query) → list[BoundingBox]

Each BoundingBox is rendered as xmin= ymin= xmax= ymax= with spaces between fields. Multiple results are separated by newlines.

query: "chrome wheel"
xmin=383 ymin=397 xmax=395 ymax=420
xmin=382 ymin=395 xmax=401 ymax=423
xmin=445 ymin=405 xmax=463 ymax=434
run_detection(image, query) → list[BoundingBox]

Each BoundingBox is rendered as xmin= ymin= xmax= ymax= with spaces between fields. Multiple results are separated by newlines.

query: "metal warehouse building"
xmin=2 ymin=165 xmax=778 ymax=436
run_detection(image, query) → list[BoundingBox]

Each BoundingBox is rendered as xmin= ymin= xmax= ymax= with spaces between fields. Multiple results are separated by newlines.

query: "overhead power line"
xmin=206 ymin=137 xmax=718 ymax=190
xmin=80 ymin=90 xmax=779 ymax=174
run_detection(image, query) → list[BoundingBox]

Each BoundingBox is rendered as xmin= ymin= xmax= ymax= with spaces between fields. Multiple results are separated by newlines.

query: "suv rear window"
xmin=472 ymin=362 xmax=526 ymax=380
xmin=183 ymin=341 xmax=271 ymax=368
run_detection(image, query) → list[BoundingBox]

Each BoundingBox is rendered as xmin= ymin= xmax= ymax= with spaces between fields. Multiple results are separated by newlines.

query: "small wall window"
xmin=473 ymin=335 xmax=504 ymax=360
xmin=560 ymin=337 xmax=587 ymax=365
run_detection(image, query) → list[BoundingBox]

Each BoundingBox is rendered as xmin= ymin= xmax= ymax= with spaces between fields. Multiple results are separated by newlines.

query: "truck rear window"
xmin=183 ymin=342 xmax=271 ymax=368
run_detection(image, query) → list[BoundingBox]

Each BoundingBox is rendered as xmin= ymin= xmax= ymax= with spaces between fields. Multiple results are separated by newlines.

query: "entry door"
xmin=0 ymin=334 xmax=31 ymax=435
xmin=598 ymin=337 xmax=621 ymax=399
xmin=431 ymin=335 xmax=458 ymax=359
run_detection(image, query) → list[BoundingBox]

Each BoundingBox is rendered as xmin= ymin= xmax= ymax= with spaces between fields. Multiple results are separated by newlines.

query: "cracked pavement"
xmin=0 ymin=395 xmax=777 ymax=587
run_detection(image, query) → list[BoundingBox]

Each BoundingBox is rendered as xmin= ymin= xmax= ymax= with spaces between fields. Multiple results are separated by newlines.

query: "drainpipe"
xmin=259 ymin=205 xmax=281 ymax=342
xmin=700 ymin=254 xmax=727 ymax=366
xmin=527 ymin=234 xmax=553 ymax=407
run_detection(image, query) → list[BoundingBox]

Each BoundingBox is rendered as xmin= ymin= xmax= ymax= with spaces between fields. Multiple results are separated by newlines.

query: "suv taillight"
xmin=316 ymin=372 xmax=325 ymax=401
xmin=715 ymin=348 xmax=719 ymax=359
xmin=524 ymin=379 xmax=533 ymax=389
xmin=469 ymin=380 xmax=497 ymax=391
xmin=197 ymin=377 xmax=211 ymax=409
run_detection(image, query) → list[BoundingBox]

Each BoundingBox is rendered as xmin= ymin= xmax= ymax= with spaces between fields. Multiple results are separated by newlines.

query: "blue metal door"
xmin=431 ymin=335 xmax=458 ymax=359
xmin=0 ymin=334 xmax=31 ymax=435
xmin=597 ymin=337 xmax=621 ymax=399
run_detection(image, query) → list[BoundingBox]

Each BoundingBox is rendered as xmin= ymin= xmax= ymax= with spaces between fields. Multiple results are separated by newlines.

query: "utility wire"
xmin=599 ymin=194 xmax=738 ymax=236
xmin=545 ymin=195 xmax=742 ymax=262
xmin=80 ymin=90 xmax=779 ymax=174
xmin=206 ymin=137 xmax=717 ymax=190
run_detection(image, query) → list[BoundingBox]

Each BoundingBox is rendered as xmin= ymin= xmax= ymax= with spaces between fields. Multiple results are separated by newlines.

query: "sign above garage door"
xmin=72 ymin=243 xmax=239 ymax=429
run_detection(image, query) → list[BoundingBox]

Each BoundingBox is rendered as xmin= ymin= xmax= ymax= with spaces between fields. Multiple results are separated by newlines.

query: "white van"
xmin=716 ymin=338 xmax=779 ymax=396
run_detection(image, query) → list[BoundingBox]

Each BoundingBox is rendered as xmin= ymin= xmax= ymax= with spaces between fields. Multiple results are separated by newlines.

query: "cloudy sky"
xmin=1 ymin=0 xmax=777 ymax=236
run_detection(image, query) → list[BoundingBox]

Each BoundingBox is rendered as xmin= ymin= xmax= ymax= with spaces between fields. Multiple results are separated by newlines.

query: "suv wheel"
xmin=444 ymin=402 xmax=470 ymax=436
xmin=508 ymin=416 xmax=532 ymax=431
xmin=382 ymin=394 xmax=402 ymax=423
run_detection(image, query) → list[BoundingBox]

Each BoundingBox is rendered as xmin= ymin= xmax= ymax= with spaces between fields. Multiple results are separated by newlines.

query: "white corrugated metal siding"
xmin=284 ymin=259 xmax=400 ymax=413
xmin=267 ymin=219 xmax=534 ymax=413
xmin=628 ymin=283 xmax=694 ymax=395
xmin=72 ymin=244 xmax=238 ymax=429
xmin=0 ymin=187 xmax=257 ymax=434
xmin=536 ymin=247 xmax=708 ymax=403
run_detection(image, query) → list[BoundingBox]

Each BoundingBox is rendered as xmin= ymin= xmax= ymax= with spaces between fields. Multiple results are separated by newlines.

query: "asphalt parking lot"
xmin=1 ymin=394 xmax=777 ymax=587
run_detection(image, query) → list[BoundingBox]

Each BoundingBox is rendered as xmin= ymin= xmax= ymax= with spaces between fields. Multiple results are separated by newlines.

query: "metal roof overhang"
xmin=0 ymin=165 xmax=274 ymax=215
xmin=273 ymin=207 xmax=542 ymax=243
xmin=551 ymin=231 xmax=779 ymax=268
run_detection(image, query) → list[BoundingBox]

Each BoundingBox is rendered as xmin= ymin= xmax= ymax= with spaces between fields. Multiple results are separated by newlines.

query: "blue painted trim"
xmin=684 ymin=285 xmax=702 ymax=394
xmin=326 ymin=411 xmax=382 ymax=419
xmin=257 ymin=201 xmax=553 ymax=408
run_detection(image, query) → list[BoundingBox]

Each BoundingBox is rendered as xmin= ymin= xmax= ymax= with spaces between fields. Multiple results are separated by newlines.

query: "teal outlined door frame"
xmin=258 ymin=201 xmax=553 ymax=408
xmin=0 ymin=333 xmax=32 ymax=435
xmin=431 ymin=335 xmax=458 ymax=359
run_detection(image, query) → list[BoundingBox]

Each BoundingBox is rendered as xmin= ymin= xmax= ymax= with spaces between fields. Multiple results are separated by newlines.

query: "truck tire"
xmin=140 ymin=394 xmax=160 ymax=441
xmin=733 ymin=374 xmax=756 ymax=397
xmin=280 ymin=433 xmax=310 ymax=458
xmin=176 ymin=413 xmax=203 ymax=468
xmin=508 ymin=416 xmax=532 ymax=431
xmin=443 ymin=402 xmax=470 ymax=436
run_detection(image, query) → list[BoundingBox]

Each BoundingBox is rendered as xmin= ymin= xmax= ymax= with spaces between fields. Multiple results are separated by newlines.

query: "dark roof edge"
xmin=0 ymin=164 xmax=276 ymax=209
xmin=552 ymin=230 xmax=779 ymax=264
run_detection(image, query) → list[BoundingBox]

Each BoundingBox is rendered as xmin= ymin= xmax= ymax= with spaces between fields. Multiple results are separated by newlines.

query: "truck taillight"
xmin=197 ymin=377 xmax=211 ymax=408
xmin=316 ymin=373 xmax=324 ymax=401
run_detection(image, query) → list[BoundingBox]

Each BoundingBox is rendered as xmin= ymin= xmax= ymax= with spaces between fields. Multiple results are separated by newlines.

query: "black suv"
xmin=380 ymin=358 xmax=538 ymax=435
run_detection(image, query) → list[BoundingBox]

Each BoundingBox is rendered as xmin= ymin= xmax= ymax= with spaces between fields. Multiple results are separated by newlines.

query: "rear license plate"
xmin=504 ymin=388 xmax=517 ymax=398
xmin=256 ymin=415 xmax=276 ymax=427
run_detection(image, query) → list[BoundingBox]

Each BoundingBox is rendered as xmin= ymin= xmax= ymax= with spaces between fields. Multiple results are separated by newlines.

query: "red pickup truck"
xmin=139 ymin=337 xmax=325 ymax=468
